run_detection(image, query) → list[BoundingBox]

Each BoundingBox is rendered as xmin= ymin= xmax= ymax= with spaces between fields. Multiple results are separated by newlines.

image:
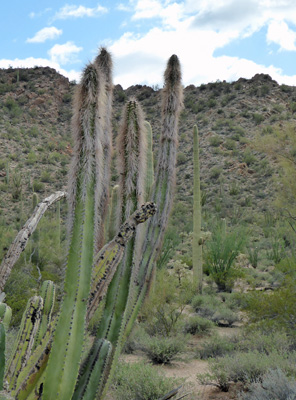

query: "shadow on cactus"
xmin=0 ymin=47 xmax=183 ymax=400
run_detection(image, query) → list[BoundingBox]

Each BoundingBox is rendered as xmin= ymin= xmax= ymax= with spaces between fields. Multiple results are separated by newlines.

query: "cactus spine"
xmin=193 ymin=125 xmax=203 ymax=293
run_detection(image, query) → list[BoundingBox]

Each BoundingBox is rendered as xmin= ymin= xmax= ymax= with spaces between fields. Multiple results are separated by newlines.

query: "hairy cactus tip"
xmin=165 ymin=54 xmax=182 ymax=86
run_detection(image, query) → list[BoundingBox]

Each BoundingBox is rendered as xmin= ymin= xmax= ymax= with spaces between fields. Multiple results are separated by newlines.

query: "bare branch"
xmin=0 ymin=191 xmax=67 ymax=293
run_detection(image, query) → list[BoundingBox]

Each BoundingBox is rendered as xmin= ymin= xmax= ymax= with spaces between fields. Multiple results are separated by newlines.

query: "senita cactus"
xmin=0 ymin=49 xmax=183 ymax=400
xmin=193 ymin=125 xmax=203 ymax=293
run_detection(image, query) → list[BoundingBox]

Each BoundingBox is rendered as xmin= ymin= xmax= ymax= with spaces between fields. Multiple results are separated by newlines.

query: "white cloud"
xmin=48 ymin=41 xmax=83 ymax=65
xmin=29 ymin=8 xmax=52 ymax=18
xmin=26 ymin=27 xmax=63 ymax=43
xmin=116 ymin=3 xmax=132 ymax=12
xmin=130 ymin=0 xmax=184 ymax=27
xmin=267 ymin=20 xmax=296 ymax=50
xmin=0 ymin=57 xmax=81 ymax=82
xmin=53 ymin=3 xmax=108 ymax=20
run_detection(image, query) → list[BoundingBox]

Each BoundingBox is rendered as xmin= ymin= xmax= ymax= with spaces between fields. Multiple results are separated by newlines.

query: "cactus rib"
xmin=6 ymin=296 xmax=43 ymax=391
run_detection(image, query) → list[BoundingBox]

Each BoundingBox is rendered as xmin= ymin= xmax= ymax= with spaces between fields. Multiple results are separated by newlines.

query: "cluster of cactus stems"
xmin=0 ymin=47 xmax=183 ymax=400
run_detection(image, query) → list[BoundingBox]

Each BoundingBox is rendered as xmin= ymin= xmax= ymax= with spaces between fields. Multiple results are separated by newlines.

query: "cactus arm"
xmin=72 ymin=339 xmax=112 ymax=400
xmin=0 ymin=323 xmax=5 ymax=391
xmin=125 ymin=55 xmax=183 ymax=327
xmin=14 ymin=334 xmax=52 ymax=400
xmin=43 ymin=54 xmax=109 ymax=400
xmin=94 ymin=48 xmax=113 ymax=251
xmin=75 ymin=203 xmax=156 ymax=397
xmin=33 ymin=281 xmax=55 ymax=349
xmin=5 ymin=296 xmax=43 ymax=391
xmin=42 ymin=184 xmax=95 ymax=400
xmin=0 ymin=191 xmax=67 ymax=293
xmin=0 ymin=304 xmax=12 ymax=331
xmin=193 ymin=125 xmax=203 ymax=293
xmin=87 ymin=202 xmax=156 ymax=323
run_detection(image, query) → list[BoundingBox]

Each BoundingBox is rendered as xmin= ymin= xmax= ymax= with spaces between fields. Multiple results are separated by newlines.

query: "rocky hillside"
xmin=1 ymin=67 xmax=296 ymax=252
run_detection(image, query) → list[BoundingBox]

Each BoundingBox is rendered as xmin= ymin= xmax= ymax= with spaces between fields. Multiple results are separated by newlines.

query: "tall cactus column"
xmin=193 ymin=125 xmax=203 ymax=293
xmin=43 ymin=58 xmax=108 ymax=400
xmin=124 ymin=54 xmax=184 ymax=338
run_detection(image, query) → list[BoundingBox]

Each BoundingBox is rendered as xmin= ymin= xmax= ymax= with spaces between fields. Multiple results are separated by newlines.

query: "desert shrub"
xmin=209 ymin=135 xmax=222 ymax=147
xmin=225 ymin=138 xmax=236 ymax=150
xmin=32 ymin=180 xmax=45 ymax=192
xmin=198 ymin=350 xmax=296 ymax=392
xmin=197 ymin=333 xmax=237 ymax=359
xmin=211 ymin=307 xmax=240 ymax=327
xmin=183 ymin=315 xmax=215 ymax=335
xmin=267 ymin=238 xmax=285 ymax=264
xmin=177 ymin=152 xmax=187 ymax=165
xmin=209 ymin=167 xmax=222 ymax=180
xmin=242 ymin=282 xmax=296 ymax=336
xmin=204 ymin=222 xmax=246 ymax=291
xmin=247 ymin=246 xmax=259 ymax=268
xmin=141 ymin=269 xmax=193 ymax=337
xmin=112 ymin=361 xmax=182 ymax=400
xmin=123 ymin=325 xmax=147 ymax=354
xmin=253 ymin=113 xmax=264 ymax=124
xmin=240 ymin=369 xmax=296 ymax=400
xmin=242 ymin=149 xmax=256 ymax=166
xmin=238 ymin=331 xmax=292 ymax=355
xmin=191 ymin=294 xmax=221 ymax=318
xmin=142 ymin=335 xmax=186 ymax=364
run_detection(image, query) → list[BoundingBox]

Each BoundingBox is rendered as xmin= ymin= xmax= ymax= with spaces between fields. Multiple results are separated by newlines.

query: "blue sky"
xmin=1 ymin=0 xmax=296 ymax=88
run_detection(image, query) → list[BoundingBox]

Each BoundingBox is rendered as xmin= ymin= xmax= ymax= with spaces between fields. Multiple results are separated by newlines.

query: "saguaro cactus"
xmin=193 ymin=125 xmax=203 ymax=293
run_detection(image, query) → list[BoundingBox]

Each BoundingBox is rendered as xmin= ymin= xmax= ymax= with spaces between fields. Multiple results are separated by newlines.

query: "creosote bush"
xmin=240 ymin=369 xmax=296 ymax=400
xmin=183 ymin=315 xmax=215 ymax=335
xmin=198 ymin=350 xmax=296 ymax=392
xmin=112 ymin=361 xmax=182 ymax=400
xmin=141 ymin=335 xmax=186 ymax=364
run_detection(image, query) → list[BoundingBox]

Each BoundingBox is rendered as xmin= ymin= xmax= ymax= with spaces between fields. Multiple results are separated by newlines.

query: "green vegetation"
xmin=0 ymin=49 xmax=296 ymax=400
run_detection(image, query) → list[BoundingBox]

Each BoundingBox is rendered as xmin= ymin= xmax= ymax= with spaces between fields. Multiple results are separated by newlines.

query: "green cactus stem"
xmin=72 ymin=339 xmax=112 ymax=400
xmin=13 ymin=328 xmax=53 ymax=400
xmin=5 ymin=296 xmax=43 ymax=391
xmin=144 ymin=121 xmax=154 ymax=201
xmin=0 ymin=323 xmax=5 ymax=391
xmin=87 ymin=202 xmax=156 ymax=323
xmin=42 ymin=60 xmax=107 ymax=400
xmin=33 ymin=281 xmax=55 ymax=349
xmin=0 ymin=303 xmax=12 ymax=331
xmin=193 ymin=125 xmax=202 ymax=293
xmin=76 ymin=202 xmax=156 ymax=398
xmin=106 ymin=185 xmax=120 ymax=242
xmin=124 ymin=54 xmax=183 ymax=334
xmin=0 ymin=303 xmax=11 ymax=391
xmin=94 ymin=48 xmax=113 ymax=251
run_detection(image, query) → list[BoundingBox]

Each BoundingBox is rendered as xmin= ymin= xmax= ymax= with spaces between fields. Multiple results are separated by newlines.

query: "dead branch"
xmin=0 ymin=191 xmax=67 ymax=293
